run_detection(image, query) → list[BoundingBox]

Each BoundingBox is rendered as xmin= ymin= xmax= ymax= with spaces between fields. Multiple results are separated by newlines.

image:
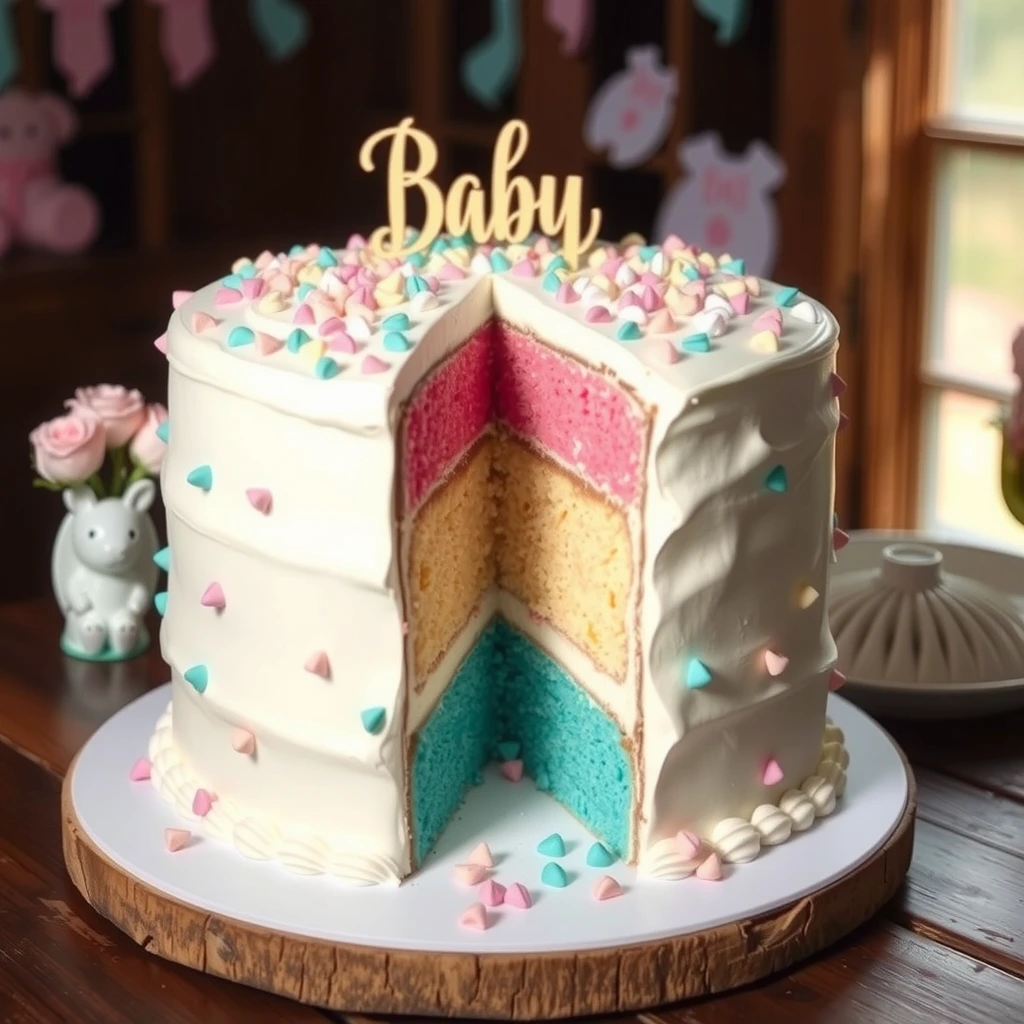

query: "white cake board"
xmin=64 ymin=686 xmax=915 ymax=1015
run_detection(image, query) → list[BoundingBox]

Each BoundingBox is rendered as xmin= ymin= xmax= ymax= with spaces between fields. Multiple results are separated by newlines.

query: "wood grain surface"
xmin=3 ymin=600 xmax=1024 ymax=1023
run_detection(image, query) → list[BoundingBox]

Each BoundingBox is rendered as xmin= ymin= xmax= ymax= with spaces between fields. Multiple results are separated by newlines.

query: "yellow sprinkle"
xmin=620 ymin=232 xmax=646 ymax=247
xmin=345 ymin=302 xmax=375 ymax=322
xmin=257 ymin=290 xmax=286 ymax=314
xmin=796 ymin=585 xmax=820 ymax=609
xmin=719 ymin=252 xmax=734 ymax=265
xmin=374 ymin=289 xmax=405 ymax=308
xmin=545 ymin=266 xmax=569 ymax=283
xmin=665 ymin=287 xmax=700 ymax=317
xmin=745 ymin=275 xmax=761 ymax=296
xmin=698 ymin=251 xmax=718 ymax=271
xmin=376 ymin=270 xmax=404 ymax=294
xmin=297 ymin=264 xmax=323 ymax=285
xmin=445 ymin=248 xmax=470 ymax=269
xmin=677 ymin=248 xmax=699 ymax=265
xmin=627 ymin=255 xmax=646 ymax=273
xmin=231 ymin=257 xmax=254 ymax=275
xmin=587 ymin=246 xmax=608 ymax=269
xmin=718 ymin=279 xmax=747 ymax=298
xmin=750 ymin=330 xmax=780 ymax=354
xmin=590 ymin=274 xmax=618 ymax=299
xmin=300 ymin=338 xmax=327 ymax=364
xmin=506 ymin=243 xmax=531 ymax=262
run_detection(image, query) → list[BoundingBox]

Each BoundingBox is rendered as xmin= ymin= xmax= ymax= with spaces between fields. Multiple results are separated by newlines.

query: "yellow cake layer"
xmin=493 ymin=435 xmax=631 ymax=681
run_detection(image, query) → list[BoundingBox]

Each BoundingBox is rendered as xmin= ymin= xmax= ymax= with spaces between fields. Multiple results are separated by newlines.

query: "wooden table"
xmin=2 ymin=601 xmax=1023 ymax=1024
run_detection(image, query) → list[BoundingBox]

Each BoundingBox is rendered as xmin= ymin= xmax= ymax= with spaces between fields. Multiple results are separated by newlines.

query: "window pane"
xmin=926 ymin=148 xmax=1024 ymax=390
xmin=921 ymin=389 xmax=1024 ymax=547
xmin=946 ymin=0 xmax=1024 ymax=121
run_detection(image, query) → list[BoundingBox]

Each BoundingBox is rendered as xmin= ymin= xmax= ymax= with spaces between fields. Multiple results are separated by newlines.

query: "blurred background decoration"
xmin=1 ymin=0 xmax=1021 ymax=607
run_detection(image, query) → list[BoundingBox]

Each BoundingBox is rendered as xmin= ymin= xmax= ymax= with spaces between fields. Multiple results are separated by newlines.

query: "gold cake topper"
xmin=359 ymin=118 xmax=601 ymax=269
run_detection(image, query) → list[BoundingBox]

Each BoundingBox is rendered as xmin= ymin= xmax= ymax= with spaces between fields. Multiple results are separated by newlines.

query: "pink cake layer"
xmin=403 ymin=323 xmax=646 ymax=511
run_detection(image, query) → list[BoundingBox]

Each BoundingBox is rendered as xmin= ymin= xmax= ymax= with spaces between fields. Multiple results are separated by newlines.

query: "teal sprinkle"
xmin=382 ymin=312 xmax=411 ymax=331
xmin=237 ymin=263 xmax=257 ymax=279
xmin=297 ymin=283 xmax=315 ymax=300
xmin=405 ymin=275 xmax=429 ymax=298
xmin=497 ymin=740 xmax=520 ymax=761
xmin=361 ymin=706 xmax=386 ymax=734
xmin=541 ymin=271 xmax=561 ymax=293
xmin=686 ymin=658 xmax=713 ymax=690
xmin=617 ymin=321 xmax=643 ymax=342
xmin=287 ymin=328 xmax=310 ymax=353
xmin=541 ymin=862 xmax=569 ymax=888
xmin=546 ymin=254 xmax=569 ymax=273
xmin=314 ymin=356 xmax=340 ymax=380
xmin=776 ymin=285 xmax=800 ymax=307
xmin=288 ymin=244 xmax=305 ymax=257
xmin=681 ymin=333 xmax=711 ymax=354
xmin=639 ymin=245 xmax=659 ymax=261
xmin=535 ymin=769 xmax=550 ymax=792
xmin=407 ymin=251 xmax=427 ymax=268
xmin=221 ymin=273 xmax=243 ymax=289
xmin=228 ymin=326 xmax=255 ymax=348
xmin=186 ymin=464 xmax=213 ymax=491
xmin=184 ymin=664 xmax=208 ymax=693
xmin=430 ymin=237 xmax=450 ymax=253
xmin=316 ymin=248 xmax=338 ymax=267
xmin=537 ymin=832 xmax=566 ymax=857
xmin=383 ymin=331 xmax=411 ymax=353
xmin=586 ymin=842 xmax=616 ymax=868
xmin=153 ymin=591 xmax=168 ymax=616
xmin=720 ymin=258 xmax=746 ymax=275
xmin=683 ymin=264 xmax=702 ymax=280
xmin=490 ymin=250 xmax=512 ymax=272
xmin=455 ymin=232 xmax=473 ymax=247
xmin=155 ymin=420 xmax=169 ymax=444
xmin=765 ymin=465 xmax=789 ymax=493
xmin=153 ymin=546 xmax=170 ymax=572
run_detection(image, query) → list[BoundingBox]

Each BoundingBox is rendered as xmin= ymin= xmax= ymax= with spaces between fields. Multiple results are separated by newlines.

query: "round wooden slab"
xmin=62 ymin=752 xmax=915 ymax=1018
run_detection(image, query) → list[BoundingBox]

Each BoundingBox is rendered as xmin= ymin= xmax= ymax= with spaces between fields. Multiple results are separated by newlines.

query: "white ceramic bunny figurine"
xmin=51 ymin=479 xmax=160 ymax=661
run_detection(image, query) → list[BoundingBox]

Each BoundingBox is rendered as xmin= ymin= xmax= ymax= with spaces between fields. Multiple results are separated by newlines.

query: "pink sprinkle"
xmin=361 ymin=354 xmax=389 ymax=375
xmin=293 ymin=303 xmax=315 ymax=325
xmin=764 ymin=649 xmax=789 ymax=677
xmin=200 ymin=582 xmax=226 ymax=609
xmin=350 ymin=285 xmax=374 ymax=308
xmin=438 ymin=263 xmax=466 ymax=281
xmin=829 ymin=668 xmax=847 ymax=691
xmin=425 ymin=275 xmax=440 ymax=292
xmin=246 ymin=487 xmax=272 ymax=514
xmin=241 ymin=278 xmax=266 ymax=300
xmin=232 ymin=728 xmax=255 ymax=755
xmin=662 ymin=233 xmax=685 ymax=253
xmin=501 ymin=759 xmax=524 ymax=782
xmin=328 ymin=331 xmax=357 ymax=354
xmin=696 ymin=853 xmax=722 ymax=881
xmin=458 ymin=902 xmax=488 ymax=931
xmin=682 ymin=280 xmax=707 ymax=299
xmin=592 ymin=875 xmax=623 ymax=901
xmin=171 ymin=289 xmax=193 ymax=309
xmin=255 ymin=332 xmax=283 ymax=356
xmin=833 ymin=527 xmax=850 ymax=551
xmin=754 ymin=308 xmax=783 ymax=330
xmin=639 ymin=285 xmax=662 ymax=312
xmin=600 ymin=256 xmax=623 ymax=278
xmin=467 ymin=842 xmax=494 ymax=867
xmin=730 ymin=293 xmax=750 ymax=315
xmin=534 ymin=236 xmax=553 ymax=255
xmin=347 ymin=233 xmax=367 ymax=249
xmin=319 ymin=317 xmax=346 ymax=336
xmin=337 ymin=264 xmax=358 ymax=284
xmin=215 ymin=287 xmax=243 ymax=306
xmin=830 ymin=372 xmax=848 ymax=398
xmin=675 ymin=830 xmax=701 ymax=861
xmin=584 ymin=305 xmax=613 ymax=324
xmin=617 ymin=292 xmax=641 ymax=311
xmin=838 ymin=411 xmax=850 ymax=432
xmin=479 ymin=879 xmax=506 ymax=907
xmin=254 ymin=250 xmax=274 ymax=269
xmin=268 ymin=273 xmax=293 ymax=295
xmin=512 ymin=258 xmax=535 ymax=278
xmin=505 ymin=882 xmax=532 ymax=909
xmin=191 ymin=312 xmax=218 ymax=334
xmin=192 ymin=789 xmax=213 ymax=817
xmin=762 ymin=758 xmax=784 ymax=786
xmin=129 ymin=757 xmax=151 ymax=782
xmin=305 ymin=650 xmax=330 ymax=679
xmin=454 ymin=863 xmax=488 ymax=886
xmin=153 ymin=333 xmax=168 ymax=355
xmin=165 ymin=828 xmax=191 ymax=853
xmin=646 ymin=309 xmax=675 ymax=335
xmin=555 ymin=282 xmax=578 ymax=304
xmin=649 ymin=338 xmax=679 ymax=365
xmin=639 ymin=271 xmax=662 ymax=287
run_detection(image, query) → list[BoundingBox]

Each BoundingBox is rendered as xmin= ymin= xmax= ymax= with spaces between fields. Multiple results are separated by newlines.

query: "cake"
xmin=146 ymin=230 xmax=849 ymax=886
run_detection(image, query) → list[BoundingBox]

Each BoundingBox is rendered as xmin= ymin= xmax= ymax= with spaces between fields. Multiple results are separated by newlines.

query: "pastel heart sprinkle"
xmin=165 ymin=828 xmax=191 ymax=853
xmin=361 ymin=354 xmax=389 ymax=375
xmin=155 ymin=420 xmax=169 ymax=444
xmin=490 ymin=250 xmax=511 ymax=272
xmin=797 ymin=585 xmax=820 ymax=609
xmin=764 ymin=650 xmax=789 ymax=676
xmin=153 ymin=546 xmax=170 ymax=571
xmin=454 ymin=863 xmax=488 ymax=886
xmin=646 ymin=308 xmax=676 ymax=334
xmin=293 ymin=303 xmax=315 ymax=324
xmin=675 ymin=829 xmax=702 ymax=860
xmin=505 ymin=882 xmax=532 ymax=909
xmin=315 ymin=356 xmax=341 ymax=379
xmin=833 ymin=527 xmax=850 ymax=551
xmin=255 ymin=332 xmax=283 ymax=356
xmin=829 ymin=668 xmax=847 ymax=691
xmin=200 ymin=582 xmax=225 ymax=610
xmin=215 ymin=287 xmax=242 ymax=306
xmin=586 ymin=842 xmax=616 ymax=868
xmin=246 ymin=487 xmax=272 ymax=514
xmin=153 ymin=591 xmax=168 ymax=615
xmin=479 ymin=879 xmax=506 ymax=906
xmin=839 ymin=411 xmax=850 ymax=432
xmin=187 ymin=465 xmax=213 ymax=491
xmin=541 ymin=862 xmax=568 ymax=888
xmin=184 ymin=664 xmax=208 ymax=693
xmin=192 ymin=788 xmax=213 ymax=816
xmin=190 ymin=312 xmax=218 ymax=334
xmin=830 ymin=372 xmax=847 ymax=397
xmin=172 ymin=289 xmax=193 ymax=308
xmin=383 ymin=331 xmax=411 ymax=353
xmin=501 ymin=759 xmax=524 ymax=782
xmin=592 ymin=875 xmax=622 ymax=901
xmin=685 ymin=657 xmax=712 ymax=689
xmin=754 ymin=307 xmax=783 ymax=330
xmin=129 ymin=757 xmax=151 ymax=782
xmin=153 ymin=333 xmax=168 ymax=354
xmin=467 ymin=842 xmax=493 ymax=868
xmin=696 ymin=853 xmax=723 ymax=881
xmin=729 ymin=292 xmax=750 ymax=315
xmin=537 ymin=833 xmax=565 ymax=857
xmin=287 ymin=328 xmax=310 ymax=352
xmin=763 ymin=758 xmax=784 ymax=786
xmin=361 ymin=706 xmax=386 ymax=734
xmin=232 ymin=728 xmax=255 ymax=755
xmin=750 ymin=329 xmax=780 ymax=353
xmin=681 ymin=332 xmax=711 ymax=354
xmin=382 ymin=312 xmax=410 ymax=331
xmin=776 ymin=285 xmax=800 ymax=307
xmin=584 ymin=305 xmax=612 ymax=323
xmin=765 ymin=465 xmax=788 ymax=493
xmin=305 ymin=650 xmax=330 ymax=678
xmin=458 ymin=902 xmax=488 ymax=930
xmin=616 ymin=321 xmax=643 ymax=342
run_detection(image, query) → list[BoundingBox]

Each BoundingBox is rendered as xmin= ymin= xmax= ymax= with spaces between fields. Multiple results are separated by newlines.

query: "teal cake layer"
xmin=412 ymin=619 xmax=632 ymax=865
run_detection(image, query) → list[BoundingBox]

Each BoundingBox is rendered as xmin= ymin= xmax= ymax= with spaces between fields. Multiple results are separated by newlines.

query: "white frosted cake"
xmin=146 ymin=231 xmax=849 ymax=886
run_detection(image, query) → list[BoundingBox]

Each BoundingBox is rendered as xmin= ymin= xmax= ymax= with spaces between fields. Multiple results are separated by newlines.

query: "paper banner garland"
xmin=149 ymin=0 xmax=215 ymax=87
xmin=654 ymin=132 xmax=786 ymax=278
xmin=461 ymin=0 xmax=522 ymax=109
xmin=693 ymin=0 xmax=752 ymax=46
xmin=544 ymin=0 xmax=593 ymax=57
xmin=0 ymin=0 xmax=17 ymax=93
xmin=248 ymin=0 xmax=309 ymax=64
xmin=582 ymin=46 xmax=678 ymax=170
xmin=39 ymin=0 xmax=121 ymax=99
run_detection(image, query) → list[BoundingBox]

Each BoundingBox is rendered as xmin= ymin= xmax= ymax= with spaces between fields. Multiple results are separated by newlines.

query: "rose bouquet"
xmin=30 ymin=385 xmax=167 ymax=496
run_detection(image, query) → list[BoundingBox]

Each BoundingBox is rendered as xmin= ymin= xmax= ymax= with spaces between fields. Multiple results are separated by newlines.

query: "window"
xmin=861 ymin=0 xmax=1024 ymax=546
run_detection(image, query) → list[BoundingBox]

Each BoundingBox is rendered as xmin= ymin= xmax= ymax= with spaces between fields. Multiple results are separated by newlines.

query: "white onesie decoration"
xmin=654 ymin=132 xmax=786 ymax=278
xmin=582 ymin=45 xmax=678 ymax=169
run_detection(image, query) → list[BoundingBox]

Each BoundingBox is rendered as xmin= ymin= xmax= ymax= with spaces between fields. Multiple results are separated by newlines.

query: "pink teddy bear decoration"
xmin=0 ymin=88 xmax=100 ymax=257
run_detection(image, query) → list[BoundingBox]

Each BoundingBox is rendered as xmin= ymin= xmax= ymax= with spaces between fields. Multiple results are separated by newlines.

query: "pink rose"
xmin=129 ymin=403 xmax=168 ymax=474
xmin=30 ymin=409 xmax=106 ymax=485
xmin=67 ymin=385 xmax=146 ymax=448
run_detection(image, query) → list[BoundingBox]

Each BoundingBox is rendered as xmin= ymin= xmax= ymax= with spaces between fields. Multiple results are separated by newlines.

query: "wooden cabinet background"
xmin=1 ymin=0 xmax=863 ymax=602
